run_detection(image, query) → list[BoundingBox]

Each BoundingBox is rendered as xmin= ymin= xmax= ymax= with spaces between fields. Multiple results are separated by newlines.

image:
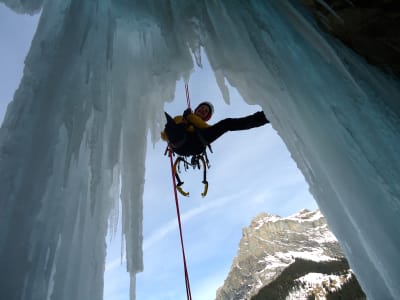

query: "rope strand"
xmin=168 ymin=148 xmax=193 ymax=300
xmin=185 ymin=83 xmax=191 ymax=109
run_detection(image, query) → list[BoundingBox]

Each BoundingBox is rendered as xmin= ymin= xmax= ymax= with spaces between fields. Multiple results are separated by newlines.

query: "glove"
xmin=183 ymin=108 xmax=192 ymax=118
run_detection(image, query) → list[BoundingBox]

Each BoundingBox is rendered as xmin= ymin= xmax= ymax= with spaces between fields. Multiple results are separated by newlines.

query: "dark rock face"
xmin=252 ymin=258 xmax=365 ymax=300
xmin=300 ymin=0 xmax=400 ymax=77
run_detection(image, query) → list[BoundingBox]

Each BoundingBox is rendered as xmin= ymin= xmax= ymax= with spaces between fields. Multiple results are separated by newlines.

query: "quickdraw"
xmin=172 ymin=153 xmax=210 ymax=197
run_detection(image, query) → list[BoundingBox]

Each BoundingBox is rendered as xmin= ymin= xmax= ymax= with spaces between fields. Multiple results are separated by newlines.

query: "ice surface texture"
xmin=0 ymin=1 xmax=399 ymax=300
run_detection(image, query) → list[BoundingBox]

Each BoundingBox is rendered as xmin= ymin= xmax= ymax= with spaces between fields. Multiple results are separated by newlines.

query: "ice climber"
xmin=161 ymin=101 xmax=269 ymax=156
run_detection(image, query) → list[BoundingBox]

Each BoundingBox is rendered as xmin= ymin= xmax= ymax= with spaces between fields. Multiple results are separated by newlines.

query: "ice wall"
xmin=0 ymin=1 xmax=193 ymax=299
xmin=1 ymin=0 xmax=43 ymax=14
xmin=0 ymin=1 xmax=399 ymax=300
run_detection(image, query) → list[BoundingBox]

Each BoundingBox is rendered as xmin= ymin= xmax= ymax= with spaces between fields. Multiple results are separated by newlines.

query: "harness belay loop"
xmin=172 ymin=153 xmax=210 ymax=197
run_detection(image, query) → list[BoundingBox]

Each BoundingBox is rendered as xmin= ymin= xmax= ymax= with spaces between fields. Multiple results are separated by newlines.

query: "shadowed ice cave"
xmin=0 ymin=1 xmax=399 ymax=300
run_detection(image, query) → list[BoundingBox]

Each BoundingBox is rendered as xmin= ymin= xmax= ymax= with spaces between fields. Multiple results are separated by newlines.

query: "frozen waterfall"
xmin=0 ymin=1 xmax=399 ymax=300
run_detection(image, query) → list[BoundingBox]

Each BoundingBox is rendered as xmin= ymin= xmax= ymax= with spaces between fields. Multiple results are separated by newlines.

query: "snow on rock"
xmin=287 ymin=272 xmax=353 ymax=300
xmin=216 ymin=209 xmax=345 ymax=300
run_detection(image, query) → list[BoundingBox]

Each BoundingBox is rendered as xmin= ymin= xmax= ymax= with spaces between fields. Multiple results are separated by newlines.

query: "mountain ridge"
xmin=216 ymin=209 xmax=365 ymax=300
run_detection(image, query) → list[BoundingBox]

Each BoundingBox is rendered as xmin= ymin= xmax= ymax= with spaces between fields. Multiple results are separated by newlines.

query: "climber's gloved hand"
xmin=183 ymin=108 xmax=192 ymax=118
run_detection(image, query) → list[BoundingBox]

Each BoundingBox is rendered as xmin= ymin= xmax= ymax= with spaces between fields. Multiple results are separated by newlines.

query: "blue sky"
xmin=0 ymin=5 xmax=317 ymax=300
xmin=0 ymin=4 xmax=39 ymax=121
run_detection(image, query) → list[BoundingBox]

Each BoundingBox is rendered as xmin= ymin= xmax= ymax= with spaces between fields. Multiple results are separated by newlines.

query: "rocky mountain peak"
xmin=216 ymin=209 xmax=364 ymax=300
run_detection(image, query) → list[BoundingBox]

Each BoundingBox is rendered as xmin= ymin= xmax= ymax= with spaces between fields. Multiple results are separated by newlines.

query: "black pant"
xmin=173 ymin=111 xmax=268 ymax=156
xmin=200 ymin=111 xmax=268 ymax=144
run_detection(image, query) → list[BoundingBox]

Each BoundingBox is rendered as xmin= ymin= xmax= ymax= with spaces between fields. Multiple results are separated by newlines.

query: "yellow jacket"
xmin=161 ymin=113 xmax=210 ymax=141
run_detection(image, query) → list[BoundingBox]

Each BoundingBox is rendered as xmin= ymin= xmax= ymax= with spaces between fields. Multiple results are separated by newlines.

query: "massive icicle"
xmin=0 ymin=1 xmax=194 ymax=299
xmin=0 ymin=1 xmax=399 ymax=300
xmin=1 ymin=0 xmax=43 ymax=14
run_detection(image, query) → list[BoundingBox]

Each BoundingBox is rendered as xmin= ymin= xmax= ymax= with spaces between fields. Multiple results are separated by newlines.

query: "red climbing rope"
xmin=168 ymin=147 xmax=193 ymax=300
xmin=185 ymin=83 xmax=191 ymax=109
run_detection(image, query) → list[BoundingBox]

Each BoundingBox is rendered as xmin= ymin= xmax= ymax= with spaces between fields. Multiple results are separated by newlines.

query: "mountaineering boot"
xmin=251 ymin=111 xmax=269 ymax=126
xmin=227 ymin=111 xmax=269 ymax=130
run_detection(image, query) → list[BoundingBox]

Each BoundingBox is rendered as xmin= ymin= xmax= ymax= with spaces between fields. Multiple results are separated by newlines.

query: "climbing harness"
xmin=165 ymin=82 xmax=212 ymax=197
